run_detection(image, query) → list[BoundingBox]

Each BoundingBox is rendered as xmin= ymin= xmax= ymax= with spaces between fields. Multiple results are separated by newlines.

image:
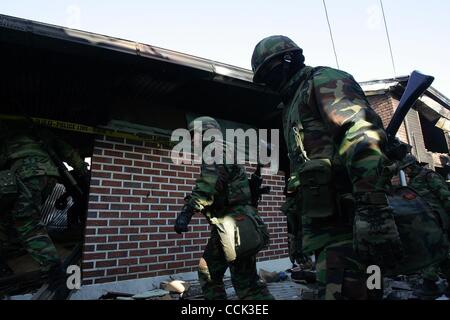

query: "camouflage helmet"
xmin=188 ymin=116 xmax=221 ymax=133
xmin=251 ymin=35 xmax=303 ymax=84
xmin=399 ymin=154 xmax=418 ymax=170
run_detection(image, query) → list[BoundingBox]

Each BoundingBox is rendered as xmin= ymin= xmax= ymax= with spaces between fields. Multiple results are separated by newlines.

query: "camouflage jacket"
xmin=186 ymin=161 xmax=255 ymax=221
xmin=408 ymin=165 xmax=450 ymax=219
xmin=0 ymin=121 xmax=86 ymax=179
xmin=282 ymin=66 xmax=388 ymax=193
xmin=281 ymin=66 xmax=389 ymax=253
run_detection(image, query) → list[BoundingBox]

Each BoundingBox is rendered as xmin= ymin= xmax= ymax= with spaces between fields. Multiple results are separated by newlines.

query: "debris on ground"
xmin=259 ymin=269 xmax=288 ymax=283
xmin=160 ymin=280 xmax=191 ymax=294
xmin=94 ymin=268 xmax=449 ymax=301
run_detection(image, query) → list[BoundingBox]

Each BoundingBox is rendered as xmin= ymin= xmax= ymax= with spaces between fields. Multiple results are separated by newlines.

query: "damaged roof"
xmin=0 ymin=13 xmax=280 ymax=131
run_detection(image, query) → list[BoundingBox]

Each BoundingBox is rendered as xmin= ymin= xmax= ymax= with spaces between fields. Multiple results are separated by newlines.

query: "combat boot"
xmin=0 ymin=256 xmax=13 ymax=277
xmin=414 ymin=279 xmax=444 ymax=300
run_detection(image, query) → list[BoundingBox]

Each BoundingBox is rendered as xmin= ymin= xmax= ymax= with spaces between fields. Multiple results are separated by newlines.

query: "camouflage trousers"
xmin=198 ymin=227 xmax=274 ymax=300
xmin=316 ymin=240 xmax=381 ymax=300
xmin=422 ymin=252 xmax=450 ymax=282
xmin=0 ymin=176 xmax=60 ymax=271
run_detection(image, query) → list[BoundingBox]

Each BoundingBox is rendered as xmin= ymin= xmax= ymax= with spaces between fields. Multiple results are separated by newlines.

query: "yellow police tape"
xmin=0 ymin=114 xmax=176 ymax=147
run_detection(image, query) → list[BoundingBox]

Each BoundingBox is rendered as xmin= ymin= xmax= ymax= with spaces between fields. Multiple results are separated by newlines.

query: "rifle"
xmin=385 ymin=71 xmax=434 ymax=160
xmin=249 ymin=163 xmax=271 ymax=208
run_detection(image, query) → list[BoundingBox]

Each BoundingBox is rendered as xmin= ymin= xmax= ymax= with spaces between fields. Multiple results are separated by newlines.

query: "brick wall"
xmin=81 ymin=136 xmax=288 ymax=285
xmin=368 ymin=94 xmax=394 ymax=129
xmin=368 ymin=94 xmax=409 ymax=143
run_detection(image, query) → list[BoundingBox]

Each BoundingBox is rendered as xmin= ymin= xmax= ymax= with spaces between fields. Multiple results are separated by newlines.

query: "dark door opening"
xmin=419 ymin=113 xmax=449 ymax=154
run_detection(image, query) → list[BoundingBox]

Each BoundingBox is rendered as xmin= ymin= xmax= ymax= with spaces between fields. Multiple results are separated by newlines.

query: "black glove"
xmin=174 ymin=205 xmax=195 ymax=234
xmin=353 ymin=192 xmax=404 ymax=269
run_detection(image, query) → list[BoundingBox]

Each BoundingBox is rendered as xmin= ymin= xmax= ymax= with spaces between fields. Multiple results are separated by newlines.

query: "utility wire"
xmin=322 ymin=0 xmax=340 ymax=69
xmin=380 ymin=0 xmax=397 ymax=79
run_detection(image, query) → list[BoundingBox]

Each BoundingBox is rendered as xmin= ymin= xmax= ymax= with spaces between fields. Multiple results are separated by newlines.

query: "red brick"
xmin=109 ymin=219 xmax=129 ymax=227
xmin=168 ymin=247 xmax=183 ymax=254
xmin=150 ymin=248 xmax=167 ymax=255
xmin=158 ymin=255 xmax=175 ymax=262
xmin=105 ymin=150 xmax=125 ymax=158
xmin=130 ymin=249 xmax=149 ymax=256
xmin=96 ymin=260 xmax=117 ymax=268
xmin=87 ymin=220 xmax=108 ymax=227
xmin=153 ymin=163 xmax=169 ymax=170
xmin=113 ymin=173 xmax=132 ymax=180
xmin=134 ymin=160 xmax=152 ymax=168
xmin=161 ymin=170 xmax=177 ymax=177
xmin=129 ymin=265 xmax=148 ymax=273
xmin=83 ymin=252 xmax=107 ymax=260
xmin=139 ymin=256 xmax=157 ymax=264
xmin=111 ymin=204 xmax=130 ymax=210
xmin=85 ymin=236 xmax=107 ymax=244
xmin=89 ymin=187 xmax=111 ymax=195
xmin=161 ymin=185 xmax=177 ymax=191
xmin=107 ymin=251 xmax=128 ymax=258
xmin=125 ymin=152 xmax=143 ymax=160
xmin=97 ymin=228 xmax=119 ymax=235
xmin=120 ymin=212 xmax=139 ymax=219
xmin=159 ymin=240 xmax=175 ymax=247
xmin=130 ymin=235 xmax=148 ymax=241
xmin=148 ymin=263 xmax=167 ymax=271
xmin=83 ymin=270 xmax=106 ymax=278
xmin=99 ymin=212 xmax=120 ymax=219
xmin=119 ymin=242 xmax=138 ymax=250
xmin=103 ymin=165 xmax=123 ymax=172
xmin=102 ymin=180 xmax=122 ymax=187
xmin=118 ymin=258 xmax=138 ymax=266
xmin=130 ymin=220 xmax=149 ymax=226
xmin=96 ymin=244 xmax=118 ymax=251
xmin=107 ymin=267 xmax=128 ymax=276
xmin=122 ymin=197 xmax=141 ymax=203
xmin=133 ymin=175 xmax=150 ymax=182
xmin=92 ymin=172 xmax=112 ymax=179
xmin=132 ymin=204 xmax=149 ymax=210
xmin=101 ymin=196 xmax=121 ymax=203
xmin=108 ymin=235 xmax=128 ymax=242
xmin=134 ymin=147 xmax=152 ymax=155
xmin=120 ymin=227 xmax=140 ymax=234
xmin=140 ymin=242 xmax=158 ymax=248
xmin=112 ymin=188 xmax=131 ymax=195
xmin=151 ymin=205 xmax=167 ymax=211
xmin=150 ymin=191 xmax=168 ymax=198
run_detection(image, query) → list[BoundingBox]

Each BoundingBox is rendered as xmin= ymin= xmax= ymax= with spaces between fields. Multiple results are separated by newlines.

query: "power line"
xmin=322 ymin=0 xmax=340 ymax=69
xmin=380 ymin=0 xmax=397 ymax=79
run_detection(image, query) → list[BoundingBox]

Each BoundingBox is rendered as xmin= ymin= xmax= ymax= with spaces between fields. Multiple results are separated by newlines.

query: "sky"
xmin=1 ymin=0 xmax=449 ymax=95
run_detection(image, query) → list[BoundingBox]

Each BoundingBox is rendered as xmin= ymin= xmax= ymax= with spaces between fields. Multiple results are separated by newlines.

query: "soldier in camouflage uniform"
xmin=252 ymin=36 xmax=403 ymax=300
xmin=174 ymin=117 xmax=273 ymax=300
xmin=0 ymin=119 xmax=88 ymax=274
xmin=399 ymin=155 xmax=450 ymax=297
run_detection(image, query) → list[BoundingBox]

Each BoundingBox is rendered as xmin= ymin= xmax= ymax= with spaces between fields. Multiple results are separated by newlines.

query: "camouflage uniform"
xmin=405 ymin=163 xmax=450 ymax=284
xmin=0 ymin=120 xmax=87 ymax=272
xmin=252 ymin=36 xmax=401 ymax=299
xmin=174 ymin=117 xmax=273 ymax=300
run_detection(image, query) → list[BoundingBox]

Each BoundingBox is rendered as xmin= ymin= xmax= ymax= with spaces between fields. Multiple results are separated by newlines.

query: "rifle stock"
xmin=386 ymin=71 xmax=434 ymax=138
xmin=384 ymin=71 xmax=434 ymax=161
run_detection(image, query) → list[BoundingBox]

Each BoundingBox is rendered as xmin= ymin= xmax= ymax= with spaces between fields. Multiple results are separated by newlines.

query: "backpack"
xmin=211 ymin=209 xmax=270 ymax=263
xmin=386 ymin=186 xmax=450 ymax=276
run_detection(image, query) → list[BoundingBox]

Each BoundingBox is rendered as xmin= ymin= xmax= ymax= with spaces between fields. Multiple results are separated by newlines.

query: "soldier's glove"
xmin=174 ymin=205 xmax=195 ymax=234
xmin=353 ymin=192 xmax=404 ymax=269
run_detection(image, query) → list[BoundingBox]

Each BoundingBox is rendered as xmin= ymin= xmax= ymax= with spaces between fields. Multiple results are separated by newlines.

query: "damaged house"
xmin=0 ymin=14 xmax=449 ymax=299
